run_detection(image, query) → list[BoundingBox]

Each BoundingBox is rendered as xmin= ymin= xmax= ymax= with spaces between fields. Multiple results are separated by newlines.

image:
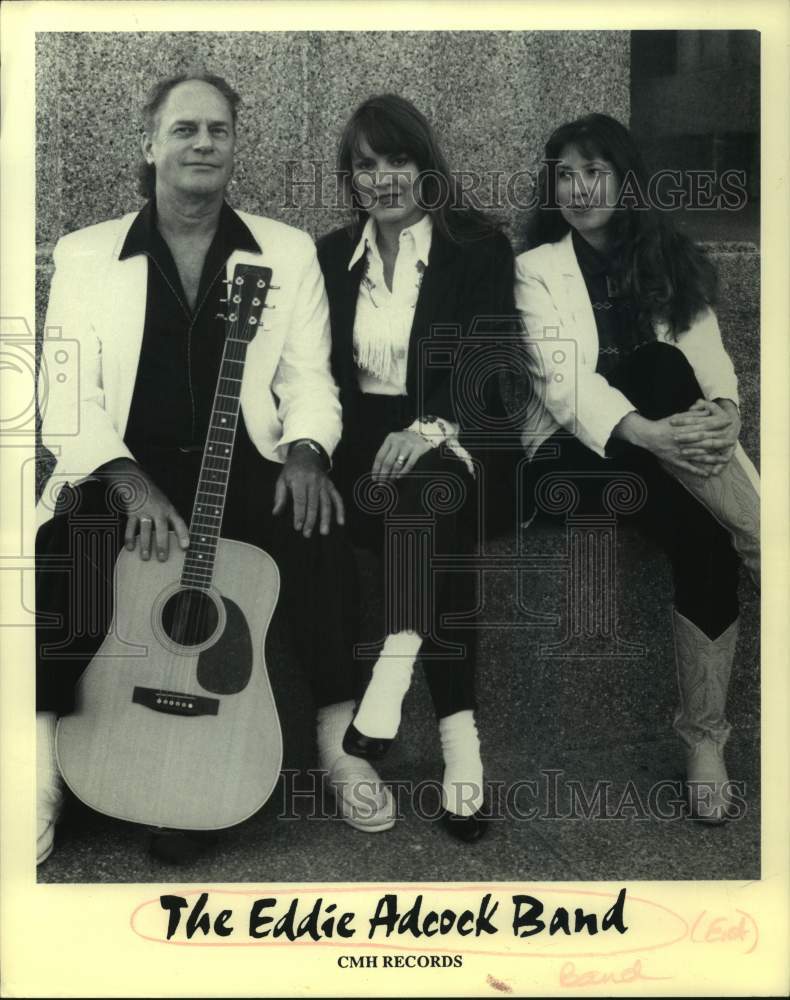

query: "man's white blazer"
xmin=38 ymin=209 xmax=341 ymax=526
xmin=514 ymin=231 xmax=757 ymax=488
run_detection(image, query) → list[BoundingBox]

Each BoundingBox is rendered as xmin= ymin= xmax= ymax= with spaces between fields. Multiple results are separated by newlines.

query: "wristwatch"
xmin=289 ymin=438 xmax=329 ymax=468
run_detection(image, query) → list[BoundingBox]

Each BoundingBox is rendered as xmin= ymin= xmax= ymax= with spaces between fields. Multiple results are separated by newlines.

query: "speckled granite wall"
xmin=35 ymin=31 xmax=630 ymax=249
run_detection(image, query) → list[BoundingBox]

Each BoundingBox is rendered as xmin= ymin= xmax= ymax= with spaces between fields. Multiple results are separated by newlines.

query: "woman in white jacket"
xmin=515 ymin=113 xmax=759 ymax=824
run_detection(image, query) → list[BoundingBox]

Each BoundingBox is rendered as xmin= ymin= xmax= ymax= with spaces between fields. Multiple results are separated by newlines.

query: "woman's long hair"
xmin=524 ymin=113 xmax=718 ymax=339
xmin=337 ymin=93 xmax=499 ymax=244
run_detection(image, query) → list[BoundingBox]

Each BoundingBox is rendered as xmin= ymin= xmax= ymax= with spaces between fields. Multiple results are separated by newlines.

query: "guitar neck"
xmin=181 ymin=265 xmax=273 ymax=591
xmin=181 ymin=340 xmax=247 ymax=590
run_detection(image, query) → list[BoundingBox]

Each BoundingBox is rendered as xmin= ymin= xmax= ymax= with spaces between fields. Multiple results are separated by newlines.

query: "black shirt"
xmin=120 ymin=200 xmax=261 ymax=518
xmin=572 ymin=229 xmax=651 ymax=380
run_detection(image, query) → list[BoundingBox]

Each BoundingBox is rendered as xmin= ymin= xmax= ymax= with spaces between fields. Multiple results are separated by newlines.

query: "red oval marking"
xmin=130 ymin=884 xmax=689 ymax=959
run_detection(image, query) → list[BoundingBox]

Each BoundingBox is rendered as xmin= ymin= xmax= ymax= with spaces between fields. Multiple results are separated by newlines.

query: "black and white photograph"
xmin=1 ymin=2 xmax=787 ymax=997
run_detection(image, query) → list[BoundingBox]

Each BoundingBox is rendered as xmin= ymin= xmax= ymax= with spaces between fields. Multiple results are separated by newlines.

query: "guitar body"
xmin=56 ymin=535 xmax=282 ymax=831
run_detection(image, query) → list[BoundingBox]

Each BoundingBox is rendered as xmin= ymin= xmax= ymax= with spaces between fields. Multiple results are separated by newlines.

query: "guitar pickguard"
xmin=196 ymin=596 xmax=252 ymax=694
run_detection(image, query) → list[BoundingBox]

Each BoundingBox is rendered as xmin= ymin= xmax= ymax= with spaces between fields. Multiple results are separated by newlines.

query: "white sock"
xmin=316 ymin=700 xmax=355 ymax=770
xmin=353 ymin=631 xmax=422 ymax=738
xmin=439 ymin=710 xmax=484 ymax=817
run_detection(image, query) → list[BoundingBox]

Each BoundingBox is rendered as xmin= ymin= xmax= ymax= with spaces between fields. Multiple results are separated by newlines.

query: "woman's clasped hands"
xmin=669 ymin=398 xmax=741 ymax=477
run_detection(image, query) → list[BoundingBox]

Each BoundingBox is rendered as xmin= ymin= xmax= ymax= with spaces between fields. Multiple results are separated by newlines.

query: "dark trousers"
xmin=36 ymin=418 xmax=357 ymax=715
xmin=524 ymin=342 xmax=740 ymax=640
xmin=334 ymin=394 xmax=478 ymax=719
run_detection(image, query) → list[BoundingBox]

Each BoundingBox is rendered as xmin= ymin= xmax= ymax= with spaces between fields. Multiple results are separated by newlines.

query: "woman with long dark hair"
xmin=317 ymin=94 xmax=515 ymax=842
xmin=515 ymin=113 xmax=760 ymax=823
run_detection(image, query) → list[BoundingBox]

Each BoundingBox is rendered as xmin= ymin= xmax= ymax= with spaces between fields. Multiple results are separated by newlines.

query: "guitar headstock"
xmin=222 ymin=264 xmax=274 ymax=344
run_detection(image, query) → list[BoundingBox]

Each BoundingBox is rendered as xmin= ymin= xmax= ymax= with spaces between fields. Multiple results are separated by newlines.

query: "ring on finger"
xmin=396 ymin=455 xmax=407 ymax=465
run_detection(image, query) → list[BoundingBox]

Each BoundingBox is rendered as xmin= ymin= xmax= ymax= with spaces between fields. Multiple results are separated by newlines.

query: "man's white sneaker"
xmin=324 ymin=755 xmax=396 ymax=833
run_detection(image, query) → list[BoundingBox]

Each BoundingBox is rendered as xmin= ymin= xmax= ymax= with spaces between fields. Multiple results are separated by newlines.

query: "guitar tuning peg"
xmin=216 ymin=313 xmax=227 ymax=320
xmin=269 ymin=284 xmax=281 ymax=290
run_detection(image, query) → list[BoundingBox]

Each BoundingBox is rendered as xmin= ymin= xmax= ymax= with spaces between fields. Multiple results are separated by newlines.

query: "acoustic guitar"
xmin=56 ymin=264 xmax=283 ymax=831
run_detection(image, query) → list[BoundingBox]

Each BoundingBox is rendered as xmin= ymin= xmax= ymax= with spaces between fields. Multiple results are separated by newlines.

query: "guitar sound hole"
xmin=161 ymin=589 xmax=219 ymax=647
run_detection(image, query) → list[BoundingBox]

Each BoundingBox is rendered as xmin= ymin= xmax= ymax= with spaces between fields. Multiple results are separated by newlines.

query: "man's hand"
xmin=372 ymin=430 xmax=432 ymax=481
xmin=669 ymin=399 xmax=740 ymax=476
xmin=98 ymin=458 xmax=189 ymax=561
xmin=273 ymin=443 xmax=345 ymax=537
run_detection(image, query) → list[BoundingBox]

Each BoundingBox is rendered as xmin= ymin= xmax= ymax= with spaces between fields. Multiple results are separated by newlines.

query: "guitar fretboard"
xmin=181 ymin=265 xmax=272 ymax=590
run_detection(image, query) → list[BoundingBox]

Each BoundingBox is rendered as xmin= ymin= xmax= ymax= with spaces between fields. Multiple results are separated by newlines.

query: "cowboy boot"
xmin=663 ymin=446 xmax=760 ymax=586
xmin=672 ymin=609 xmax=739 ymax=824
xmin=37 ymin=711 xmax=65 ymax=864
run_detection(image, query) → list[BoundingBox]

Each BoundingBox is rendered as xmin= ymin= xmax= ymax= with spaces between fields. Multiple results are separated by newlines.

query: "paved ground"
xmin=41 ymin=735 xmax=759 ymax=885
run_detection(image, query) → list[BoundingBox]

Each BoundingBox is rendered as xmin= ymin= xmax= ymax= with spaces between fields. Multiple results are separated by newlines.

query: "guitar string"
xmin=169 ymin=276 xmax=241 ymax=694
xmin=168 ymin=270 xmax=264 ymax=699
xmin=177 ymin=292 xmax=241 ymax=693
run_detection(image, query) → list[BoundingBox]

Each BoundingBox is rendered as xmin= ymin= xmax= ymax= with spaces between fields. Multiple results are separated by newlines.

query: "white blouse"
xmin=348 ymin=213 xmax=432 ymax=395
xmin=348 ymin=214 xmax=474 ymax=474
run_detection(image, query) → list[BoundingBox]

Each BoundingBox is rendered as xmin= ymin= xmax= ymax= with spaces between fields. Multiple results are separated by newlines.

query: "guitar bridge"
xmin=133 ymin=686 xmax=219 ymax=717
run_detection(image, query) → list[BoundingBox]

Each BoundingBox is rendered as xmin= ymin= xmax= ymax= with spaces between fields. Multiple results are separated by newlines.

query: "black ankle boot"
xmin=440 ymin=809 xmax=487 ymax=844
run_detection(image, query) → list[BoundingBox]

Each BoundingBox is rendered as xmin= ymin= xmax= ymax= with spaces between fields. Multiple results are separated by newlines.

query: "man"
xmin=36 ymin=72 xmax=395 ymax=865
